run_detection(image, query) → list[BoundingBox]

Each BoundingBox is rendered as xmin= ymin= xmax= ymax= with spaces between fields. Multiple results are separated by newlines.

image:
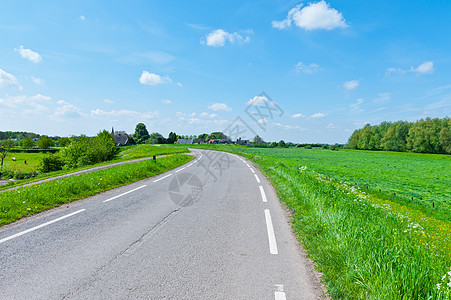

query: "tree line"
xmin=347 ymin=117 xmax=451 ymax=154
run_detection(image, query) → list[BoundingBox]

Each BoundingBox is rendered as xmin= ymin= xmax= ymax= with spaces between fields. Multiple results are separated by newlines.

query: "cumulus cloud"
xmin=202 ymin=29 xmax=251 ymax=47
xmin=272 ymin=1 xmax=348 ymax=31
xmin=104 ymin=99 xmax=114 ymax=104
xmin=161 ymin=99 xmax=172 ymax=104
xmin=79 ymin=15 xmax=86 ymax=21
xmin=31 ymin=76 xmax=45 ymax=85
xmin=91 ymin=109 xmax=158 ymax=120
xmin=343 ymin=80 xmax=359 ymax=90
xmin=208 ymin=102 xmax=232 ymax=112
xmin=15 ymin=46 xmax=42 ymax=63
xmin=247 ymin=95 xmax=272 ymax=106
xmin=0 ymin=94 xmax=51 ymax=114
xmin=310 ymin=112 xmax=325 ymax=118
xmin=0 ymin=68 xmax=20 ymax=88
xmin=274 ymin=122 xmax=306 ymax=130
xmin=295 ymin=62 xmax=320 ymax=73
xmin=51 ymin=100 xmax=86 ymax=120
xmin=200 ymin=112 xmax=218 ymax=118
xmin=291 ymin=113 xmax=305 ymax=118
xmin=350 ymin=98 xmax=364 ymax=112
xmin=139 ymin=71 xmax=172 ymax=86
xmin=387 ymin=61 xmax=435 ymax=75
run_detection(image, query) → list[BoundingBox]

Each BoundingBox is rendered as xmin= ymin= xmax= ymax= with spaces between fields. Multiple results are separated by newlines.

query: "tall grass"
xmin=250 ymin=156 xmax=451 ymax=299
xmin=192 ymin=145 xmax=451 ymax=298
xmin=0 ymin=154 xmax=192 ymax=226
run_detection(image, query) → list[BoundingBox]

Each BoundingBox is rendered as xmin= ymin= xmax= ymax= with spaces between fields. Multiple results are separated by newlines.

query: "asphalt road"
xmin=0 ymin=149 xmax=323 ymax=299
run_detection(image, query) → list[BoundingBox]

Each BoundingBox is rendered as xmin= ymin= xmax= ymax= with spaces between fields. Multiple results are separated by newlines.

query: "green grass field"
xmin=0 ymin=154 xmax=192 ymax=226
xmin=0 ymin=144 xmax=190 ymax=187
xmin=193 ymin=145 xmax=451 ymax=299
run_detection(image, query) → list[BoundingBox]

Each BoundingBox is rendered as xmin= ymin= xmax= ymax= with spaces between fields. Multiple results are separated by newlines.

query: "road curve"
xmin=0 ymin=149 xmax=324 ymax=299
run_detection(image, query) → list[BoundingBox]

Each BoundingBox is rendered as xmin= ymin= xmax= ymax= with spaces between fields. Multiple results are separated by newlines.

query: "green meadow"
xmin=195 ymin=145 xmax=451 ymax=299
xmin=0 ymin=154 xmax=192 ymax=226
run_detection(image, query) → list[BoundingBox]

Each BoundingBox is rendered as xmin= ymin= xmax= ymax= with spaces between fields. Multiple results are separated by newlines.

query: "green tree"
xmin=167 ymin=132 xmax=177 ymax=144
xmin=347 ymin=129 xmax=361 ymax=149
xmin=148 ymin=132 xmax=165 ymax=144
xmin=278 ymin=140 xmax=287 ymax=148
xmin=133 ymin=123 xmax=150 ymax=144
xmin=198 ymin=133 xmax=208 ymax=142
xmin=208 ymin=132 xmax=225 ymax=140
xmin=0 ymin=139 xmax=15 ymax=173
xmin=21 ymin=137 xmax=35 ymax=149
xmin=253 ymin=135 xmax=263 ymax=144
xmin=58 ymin=137 xmax=71 ymax=147
xmin=37 ymin=135 xmax=55 ymax=149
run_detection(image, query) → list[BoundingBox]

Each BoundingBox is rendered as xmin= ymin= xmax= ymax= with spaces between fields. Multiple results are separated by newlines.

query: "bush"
xmin=60 ymin=131 xmax=117 ymax=168
xmin=39 ymin=154 xmax=64 ymax=173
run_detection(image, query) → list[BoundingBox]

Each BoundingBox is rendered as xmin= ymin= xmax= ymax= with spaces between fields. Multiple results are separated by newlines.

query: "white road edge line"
xmin=0 ymin=209 xmax=86 ymax=245
xmin=103 ymin=185 xmax=147 ymax=203
xmin=275 ymin=291 xmax=287 ymax=300
xmin=254 ymin=174 xmax=261 ymax=183
xmin=259 ymin=186 xmax=267 ymax=202
xmin=175 ymin=167 xmax=186 ymax=173
xmin=250 ymin=168 xmax=255 ymax=174
xmin=153 ymin=173 xmax=173 ymax=183
xmin=264 ymin=209 xmax=279 ymax=255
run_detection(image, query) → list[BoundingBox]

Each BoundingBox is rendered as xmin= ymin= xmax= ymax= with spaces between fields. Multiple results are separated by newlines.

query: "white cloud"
xmin=374 ymin=92 xmax=390 ymax=104
xmin=79 ymin=15 xmax=86 ymax=21
xmin=52 ymin=100 xmax=86 ymax=120
xmin=200 ymin=112 xmax=218 ymax=118
xmin=178 ymin=116 xmax=228 ymax=126
xmin=91 ymin=109 xmax=158 ymax=120
xmin=31 ymin=76 xmax=45 ymax=85
xmin=350 ymin=98 xmax=364 ymax=112
xmin=15 ymin=46 xmax=42 ymax=63
xmin=104 ymin=99 xmax=114 ymax=104
xmin=273 ymin=122 xmax=305 ymax=130
xmin=387 ymin=61 xmax=435 ymax=75
xmin=177 ymin=82 xmax=183 ymax=87
xmin=310 ymin=112 xmax=325 ymax=118
xmin=272 ymin=1 xmax=348 ymax=31
xmin=202 ymin=29 xmax=251 ymax=47
xmin=295 ymin=62 xmax=320 ymax=73
xmin=414 ymin=61 xmax=434 ymax=74
xmin=0 ymin=94 xmax=51 ymax=115
xmin=0 ymin=68 xmax=19 ymax=88
xmin=291 ymin=113 xmax=305 ymax=118
xmin=247 ymin=95 xmax=271 ymax=106
xmin=139 ymin=71 xmax=172 ymax=86
xmin=327 ymin=123 xmax=341 ymax=129
xmin=343 ymin=80 xmax=359 ymax=90
xmin=208 ymin=102 xmax=232 ymax=112
xmin=161 ymin=99 xmax=172 ymax=104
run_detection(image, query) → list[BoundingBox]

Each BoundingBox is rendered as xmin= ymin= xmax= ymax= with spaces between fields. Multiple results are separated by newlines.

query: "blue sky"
xmin=1 ymin=0 xmax=450 ymax=143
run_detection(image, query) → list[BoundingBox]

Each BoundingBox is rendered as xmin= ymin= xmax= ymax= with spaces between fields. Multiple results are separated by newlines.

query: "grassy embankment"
xmin=0 ymin=152 xmax=192 ymax=226
xmin=193 ymin=145 xmax=451 ymax=299
xmin=0 ymin=144 xmax=189 ymax=190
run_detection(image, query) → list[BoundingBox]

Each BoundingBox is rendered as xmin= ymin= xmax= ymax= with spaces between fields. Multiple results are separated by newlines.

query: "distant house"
xmin=111 ymin=129 xmax=130 ymax=147
xmin=193 ymin=139 xmax=205 ymax=144
xmin=177 ymin=138 xmax=194 ymax=144
xmin=208 ymin=139 xmax=229 ymax=144
xmin=236 ymin=139 xmax=250 ymax=145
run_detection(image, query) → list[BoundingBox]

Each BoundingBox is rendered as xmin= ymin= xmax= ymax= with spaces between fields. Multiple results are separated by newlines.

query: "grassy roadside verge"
xmin=0 ymin=154 xmax=192 ymax=227
xmin=0 ymin=145 xmax=189 ymax=191
xmin=193 ymin=145 xmax=451 ymax=299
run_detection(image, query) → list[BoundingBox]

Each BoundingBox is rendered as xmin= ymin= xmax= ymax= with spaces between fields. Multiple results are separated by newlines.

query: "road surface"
xmin=0 ymin=149 xmax=324 ymax=299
